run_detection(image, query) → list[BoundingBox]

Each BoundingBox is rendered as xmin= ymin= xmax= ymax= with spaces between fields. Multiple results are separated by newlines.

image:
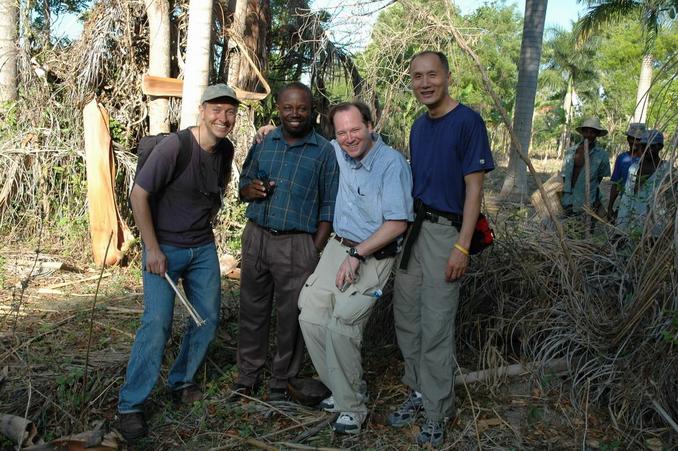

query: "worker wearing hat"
xmin=616 ymin=129 xmax=671 ymax=236
xmin=607 ymin=123 xmax=646 ymax=219
xmin=560 ymin=117 xmax=611 ymax=215
xmin=117 ymin=83 xmax=240 ymax=441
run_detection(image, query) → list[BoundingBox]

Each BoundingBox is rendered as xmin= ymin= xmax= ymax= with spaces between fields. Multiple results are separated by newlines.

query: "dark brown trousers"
xmin=237 ymin=221 xmax=320 ymax=389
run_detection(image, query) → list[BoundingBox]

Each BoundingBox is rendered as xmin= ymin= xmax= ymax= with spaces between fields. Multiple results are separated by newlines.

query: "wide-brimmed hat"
xmin=200 ymin=83 xmax=240 ymax=104
xmin=625 ymin=122 xmax=646 ymax=139
xmin=640 ymin=129 xmax=664 ymax=145
xmin=576 ymin=117 xmax=608 ymax=136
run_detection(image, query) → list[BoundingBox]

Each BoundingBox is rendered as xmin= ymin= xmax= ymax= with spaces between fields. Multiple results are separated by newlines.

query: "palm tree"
xmin=576 ymin=0 xmax=677 ymax=123
xmin=500 ymin=0 xmax=548 ymax=198
xmin=145 ymin=0 xmax=170 ymax=134
xmin=180 ymin=0 xmax=213 ymax=129
xmin=0 ymin=0 xmax=17 ymax=102
xmin=541 ymin=27 xmax=599 ymax=156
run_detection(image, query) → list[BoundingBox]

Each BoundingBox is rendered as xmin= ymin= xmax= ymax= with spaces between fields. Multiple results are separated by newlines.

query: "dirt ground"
xmin=0 ymin=159 xmax=672 ymax=450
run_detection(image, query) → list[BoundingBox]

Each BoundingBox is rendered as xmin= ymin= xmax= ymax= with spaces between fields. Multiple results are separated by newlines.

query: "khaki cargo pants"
xmin=298 ymin=238 xmax=394 ymax=414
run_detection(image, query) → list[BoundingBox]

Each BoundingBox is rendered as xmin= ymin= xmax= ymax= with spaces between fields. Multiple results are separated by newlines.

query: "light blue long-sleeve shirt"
xmin=332 ymin=134 xmax=414 ymax=243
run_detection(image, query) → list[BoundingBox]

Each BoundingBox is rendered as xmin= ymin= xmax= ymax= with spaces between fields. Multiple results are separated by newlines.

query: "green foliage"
xmin=0 ymin=101 xmax=18 ymax=138
xmin=55 ymin=365 xmax=85 ymax=408
xmin=357 ymin=0 xmax=521 ymax=151
xmin=109 ymin=118 xmax=125 ymax=144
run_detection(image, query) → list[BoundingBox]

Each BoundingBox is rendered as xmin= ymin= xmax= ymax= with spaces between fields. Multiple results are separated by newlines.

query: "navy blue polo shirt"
xmin=409 ymin=104 xmax=494 ymax=215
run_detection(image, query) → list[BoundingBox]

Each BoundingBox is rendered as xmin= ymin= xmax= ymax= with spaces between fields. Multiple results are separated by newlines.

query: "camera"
xmin=257 ymin=170 xmax=275 ymax=196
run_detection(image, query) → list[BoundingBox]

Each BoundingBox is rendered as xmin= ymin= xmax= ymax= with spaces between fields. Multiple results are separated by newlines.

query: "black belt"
xmin=265 ymin=227 xmax=305 ymax=236
xmin=254 ymin=221 xmax=306 ymax=236
xmin=334 ymin=234 xmax=360 ymax=247
xmin=334 ymin=234 xmax=400 ymax=260
xmin=399 ymin=200 xmax=462 ymax=270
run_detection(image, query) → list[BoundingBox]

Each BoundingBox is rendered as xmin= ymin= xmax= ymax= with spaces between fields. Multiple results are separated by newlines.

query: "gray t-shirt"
xmin=135 ymin=131 xmax=233 ymax=247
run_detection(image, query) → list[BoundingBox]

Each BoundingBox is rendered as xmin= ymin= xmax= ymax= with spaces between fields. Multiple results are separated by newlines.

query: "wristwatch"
xmin=348 ymin=247 xmax=366 ymax=262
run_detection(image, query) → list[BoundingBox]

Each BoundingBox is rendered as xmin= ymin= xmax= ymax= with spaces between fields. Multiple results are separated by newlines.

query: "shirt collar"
xmin=342 ymin=133 xmax=383 ymax=171
xmin=271 ymin=126 xmax=319 ymax=147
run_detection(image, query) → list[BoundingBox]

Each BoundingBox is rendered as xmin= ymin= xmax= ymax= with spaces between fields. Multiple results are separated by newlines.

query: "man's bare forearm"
xmin=130 ymin=185 xmax=160 ymax=251
xmin=313 ymin=221 xmax=333 ymax=251
xmin=354 ymin=220 xmax=408 ymax=257
xmin=457 ymin=172 xmax=484 ymax=250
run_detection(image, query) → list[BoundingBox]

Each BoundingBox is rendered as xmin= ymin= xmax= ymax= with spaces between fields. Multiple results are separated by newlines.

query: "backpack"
xmin=131 ymin=128 xmax=232 ymax=210
xmin=133 ymin=128 xmax=193 ymax=189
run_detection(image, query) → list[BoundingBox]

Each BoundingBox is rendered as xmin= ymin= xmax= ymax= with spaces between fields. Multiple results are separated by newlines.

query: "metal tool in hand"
xmin=164 ymin=273 xmax=206 ymax=327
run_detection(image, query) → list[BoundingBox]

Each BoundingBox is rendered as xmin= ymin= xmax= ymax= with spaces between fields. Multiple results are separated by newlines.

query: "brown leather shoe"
xmin=117 ymin=412 xmax=147 ymax=442
xmin=268 ymin=387 xmax=289 ymax=401
xmin=172 ymin=384 xmax=203 ymax=404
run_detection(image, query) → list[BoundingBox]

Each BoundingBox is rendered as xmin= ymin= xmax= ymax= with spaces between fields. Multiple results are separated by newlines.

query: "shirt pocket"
xmin=355 ymin=185 xmax=381 ymax=220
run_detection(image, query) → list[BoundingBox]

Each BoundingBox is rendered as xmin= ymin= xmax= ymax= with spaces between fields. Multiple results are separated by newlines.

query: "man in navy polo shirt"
xmin=387 ymin=51 xmax=494 ymax=447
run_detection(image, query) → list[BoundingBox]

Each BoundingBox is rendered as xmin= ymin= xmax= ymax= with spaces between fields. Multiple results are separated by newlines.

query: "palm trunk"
xmin=234 ymin=0 xmax=270 ymax=92
xmin=557 ymin=76 xmax=573 ymax=157
xmin=180 ymin=0 xmax=213 ymax=129
xmin=633 ymin=53 xmax=652 ymax=123
xmin=227 ymin=0 xmax=247 ymax=86
xmin=500 ymin=0 xmax=548 ymax=199
xmin=145 ymin=0 xmax=170 ymax=134
xmin=0 ymin=0 xmax=17 ymax=102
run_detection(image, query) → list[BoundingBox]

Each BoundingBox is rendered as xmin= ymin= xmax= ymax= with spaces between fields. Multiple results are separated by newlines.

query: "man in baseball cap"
xmin=117 ymin=82 xmax=239 ymax=441
xmin=607 ymin=123 xmax=646 ymax=219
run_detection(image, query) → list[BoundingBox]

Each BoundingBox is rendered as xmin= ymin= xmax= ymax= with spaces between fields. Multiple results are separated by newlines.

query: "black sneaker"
xmin=117 ymin=412 xmax=147 ymax=442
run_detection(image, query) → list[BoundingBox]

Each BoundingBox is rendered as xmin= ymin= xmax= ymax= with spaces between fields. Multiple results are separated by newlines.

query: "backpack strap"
xmin=216 ymin=139 xmax=234 ymax=189
xmin=170 ymin=128 xmax=194 ymax=185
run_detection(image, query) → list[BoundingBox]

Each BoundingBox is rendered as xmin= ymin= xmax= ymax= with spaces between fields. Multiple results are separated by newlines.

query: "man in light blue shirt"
xmin=298 ymin=101 xmax=414 ymax=435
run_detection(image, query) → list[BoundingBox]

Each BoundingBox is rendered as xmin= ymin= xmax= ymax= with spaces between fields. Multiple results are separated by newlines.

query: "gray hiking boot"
xmin=416 ymin=418 xmax=444 ymax=447
xmin=387 ymin=390 xmax=423 ymax=427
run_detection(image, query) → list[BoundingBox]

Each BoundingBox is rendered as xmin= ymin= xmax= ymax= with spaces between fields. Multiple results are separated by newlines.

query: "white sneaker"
xmin=332 ymin=411 xmax=366 ymax=435
xmin=317 ymin=395 xmax=338 ymax=412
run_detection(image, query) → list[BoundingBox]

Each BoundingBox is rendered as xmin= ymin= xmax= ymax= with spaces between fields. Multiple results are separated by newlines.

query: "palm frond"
xmin=575 ymin=0 xmax=643 ymax=46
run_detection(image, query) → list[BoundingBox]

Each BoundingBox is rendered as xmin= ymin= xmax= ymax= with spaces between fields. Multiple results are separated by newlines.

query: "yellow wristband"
xmin=454 ymin=243 xmax=470 ymax=256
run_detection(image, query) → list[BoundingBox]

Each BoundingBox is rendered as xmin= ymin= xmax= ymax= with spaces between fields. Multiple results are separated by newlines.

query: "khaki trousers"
xmin=393 ymin=220 xmax=461 ymax=421
xmin=299 ymin=238 xmax=394 ymax=413
xmin=237 ymin=221 xmax=319 ymax=389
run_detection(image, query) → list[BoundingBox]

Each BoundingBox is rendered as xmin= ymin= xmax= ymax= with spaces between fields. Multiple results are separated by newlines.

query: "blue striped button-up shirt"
xmin=239 ymin=127 xmax=339 ymax=233
xmin=333 ymin=135 xmax=414 ymax=242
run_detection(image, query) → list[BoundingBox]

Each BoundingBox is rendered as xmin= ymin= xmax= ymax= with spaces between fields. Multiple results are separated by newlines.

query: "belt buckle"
xmin=269 ymin=228 xmax=281 ymax=236
xmin=424 ymin=211 xmax=438 ymax=223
